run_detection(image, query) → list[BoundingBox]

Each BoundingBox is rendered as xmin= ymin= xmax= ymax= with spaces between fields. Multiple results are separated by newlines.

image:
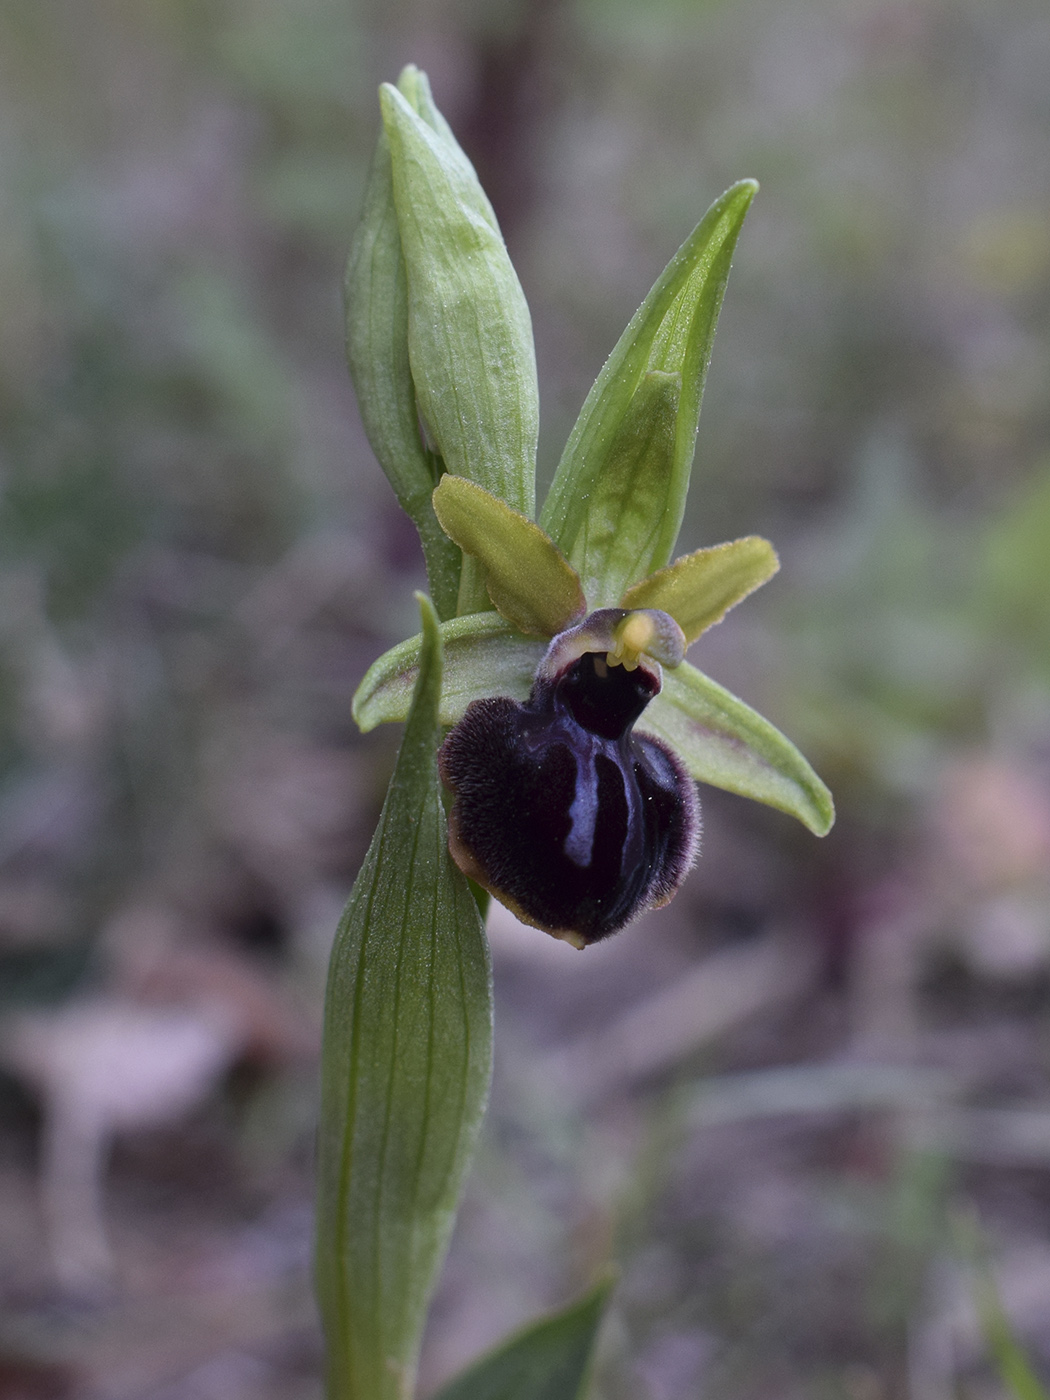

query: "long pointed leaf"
xmin=641 ymin=660 xmax=834 ymax=835
xmin=316 ymin=596 xmax=493 ymax=1400
xmin=352 ymin=612 xmax=545 ymax=732
xmin=541 ymin=181 xmax=757 ymax=591
xmin=432 ymin=1278 xmax=613 ymax=1400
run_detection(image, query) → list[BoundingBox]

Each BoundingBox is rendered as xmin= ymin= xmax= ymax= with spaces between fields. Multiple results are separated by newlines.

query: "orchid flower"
xmin=346 ymin=65 xmax=833 ymax=946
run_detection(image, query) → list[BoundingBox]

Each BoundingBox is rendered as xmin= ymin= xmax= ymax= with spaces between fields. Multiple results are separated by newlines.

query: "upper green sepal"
xmin=352 ymin=612 xmax=546 ymax=732
xmin=565 ymin=369 xmax=683 ymax=605
xmin=380 ymin=79 xmax=538 ymax=519
xmin=641 ymin=660 xmax=835 ymax=835
xmin=541 ymin=180 xmax=758 ymax=587
xmin=621 ymin=535 xmax=779 ymax=644
xmin=433 ymin=476 xmax=586 ymax=636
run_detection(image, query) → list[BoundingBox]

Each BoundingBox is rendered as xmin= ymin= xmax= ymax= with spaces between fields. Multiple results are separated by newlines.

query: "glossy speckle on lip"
xmin=438 ymin=634 xmax=700 ymax=946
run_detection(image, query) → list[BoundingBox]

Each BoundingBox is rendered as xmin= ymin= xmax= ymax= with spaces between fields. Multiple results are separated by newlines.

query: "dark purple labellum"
xmin=438 ymin=646 xmax=699 ymax=947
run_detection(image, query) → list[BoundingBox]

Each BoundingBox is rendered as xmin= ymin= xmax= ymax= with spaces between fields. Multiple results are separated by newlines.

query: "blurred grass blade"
xmin=642 ymin=661 xmax=834 ymax=835
xmin=621 ymin=536 xmax=779 ymax=643
xmin=433 ymin=476 xmax=586 ymax=636
xmin=540 ymin=181 xmax=757 ymax=598
xmin=344 ymin=67 xmax=461 ymax=618
xmin=316 ymin=595 xmax=493 ymax=1400
xmin=978 ymin=453 xmax=1050 ymax=656
xmin=352 ymin=612 xmax=545 ymax=732
xmin=432 ymin=1277 xmax=613 ymax=1400
xmin=984 ymin=1315 xmax=1050 ymax=1400
xmin=381 ymin=81 xmax=538 ymax=521
xmin=957 ymin=1211 xmax=1050 ymax=1400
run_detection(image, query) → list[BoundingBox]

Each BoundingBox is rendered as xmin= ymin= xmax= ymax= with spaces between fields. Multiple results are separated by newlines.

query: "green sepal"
xmin=344 ymin=68 xmax=461 ymax=619
xmin=432 ymin=1277 xmax=614 ymax=1400
xmin=541 ymin=180 xmax=757 ymax=585
xmin=641 ymin=660 xmax=835 ymax=835
xmin=565 ymin=370 xmax=682 ymax=605
xmin=315 ymin=594 xmax=493 ymax=1400
xmin=352 ymin=612 xmax=546 ymax=732
xmin=620 ymin=535 xmax=779 ymax=643
xmin=433 ymin=476 xmax=586 ymax=636
xmin=380 ymin=81 xmax=538 ymax=519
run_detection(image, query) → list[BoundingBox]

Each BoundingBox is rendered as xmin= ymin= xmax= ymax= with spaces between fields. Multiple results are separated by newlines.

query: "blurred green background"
xmin=1 ymin=1 xmax=1049 ymax=1397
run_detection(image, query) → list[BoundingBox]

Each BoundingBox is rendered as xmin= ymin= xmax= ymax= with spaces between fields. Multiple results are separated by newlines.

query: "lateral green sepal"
xmin=641 ymin=660 xmax=835 ymax=835
xmin=380 ymin=81 xmax=538 ymax=517
xmin=541 ymin=180 xmax=758 ymax=579
xmin=352 ymin=612 xmax=546 ymax=732
xmin=620 ymin=535 xmax=779 ymax=643
xmin=315 ymin=594 xmax=493 ymax=1400
xmin=432 ymin=1276 xmax=614 ymax=1400
xmin=433 ymin=476 xmax=586 ymax=636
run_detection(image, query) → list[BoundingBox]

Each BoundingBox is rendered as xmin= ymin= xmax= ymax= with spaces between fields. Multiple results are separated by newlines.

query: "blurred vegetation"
xmin=0 ymin=0 xmax=1049 ymax=1396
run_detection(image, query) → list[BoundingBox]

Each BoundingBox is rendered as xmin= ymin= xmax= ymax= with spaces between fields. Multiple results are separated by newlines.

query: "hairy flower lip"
xmin=438 ymin=640 xmax=699 ymax=945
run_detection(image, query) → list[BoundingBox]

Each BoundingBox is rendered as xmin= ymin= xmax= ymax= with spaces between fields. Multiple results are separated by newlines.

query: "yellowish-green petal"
xmin=621 ymin=536 xmax=779 ymax=644
xmin=433 ymin=476 xmax=586 ymax=637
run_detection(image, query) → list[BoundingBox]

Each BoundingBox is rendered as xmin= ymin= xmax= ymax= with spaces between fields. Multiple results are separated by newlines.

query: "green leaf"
xmin=344 ymin=68 xmax=461 ymax=619
xmin=352 ymin=612 xmax=546 ymax=732
xmin=541 ymin=180 xmax=757 ymax=592
xmin=432 ymin=1277 xmax=613 ymax=1400
xmin=315 ymin=595 xmax=493 ymax=1400
xmin=380 ymin=81 xmax=538 ymax=520
xmin=640 ymin=660 xmax=835 ymax=835
xmin=433 ymin=476 xmax=586 ymax=636
xmin=620 ymin=536 xmax=779 ymax=643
